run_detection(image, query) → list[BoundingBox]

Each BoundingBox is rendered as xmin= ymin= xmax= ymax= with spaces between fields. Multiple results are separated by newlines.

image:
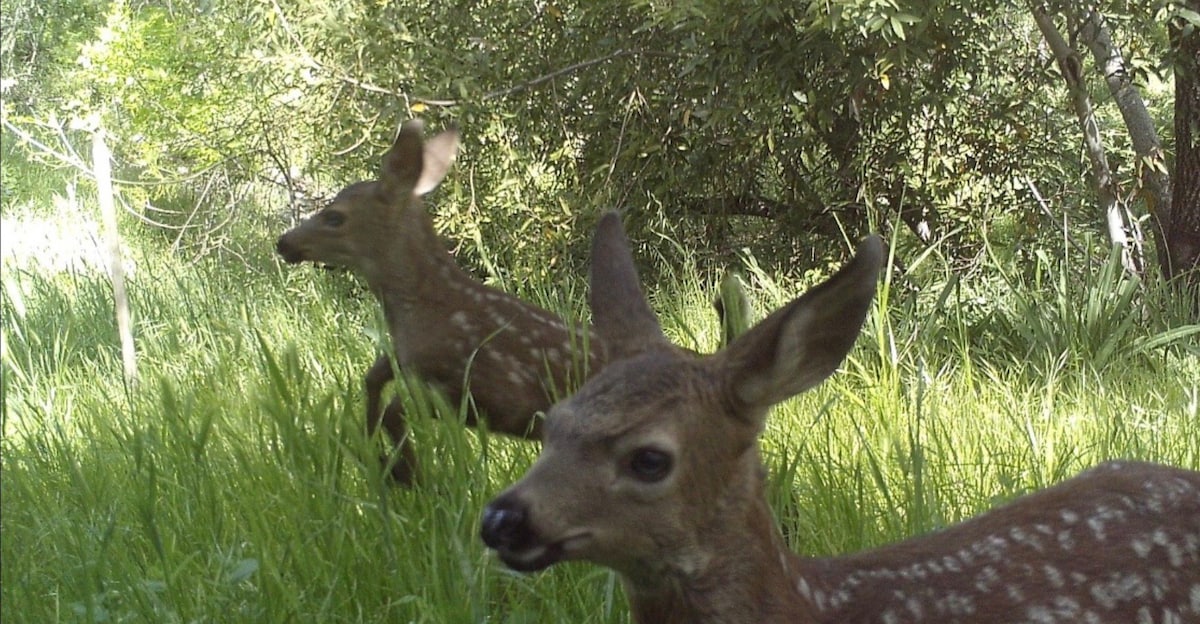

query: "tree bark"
xmin=1031 ymin=4 xmax=1141 ymax=274
xmin=1168 ymin=13 xmax=1200 ymax=302
xmin=1073 ymin=6 xmax=1173 ymax=277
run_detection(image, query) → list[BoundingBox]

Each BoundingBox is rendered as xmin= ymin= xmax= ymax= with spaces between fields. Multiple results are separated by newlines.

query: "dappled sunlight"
xmin=0 ymin=197 xmax=135 ymax=278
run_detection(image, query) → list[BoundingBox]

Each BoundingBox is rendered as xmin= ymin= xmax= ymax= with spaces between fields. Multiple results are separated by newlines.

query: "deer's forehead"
xmin=546 ymin=351 xmax=724 ymax=442
xmin=330 ymin=181 xmax=381 ymax=206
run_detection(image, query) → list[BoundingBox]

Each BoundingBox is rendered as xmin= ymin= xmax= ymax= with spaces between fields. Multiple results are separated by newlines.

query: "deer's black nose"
xmin=481 ymin=497 xmax=531 ymax=550
xmin=276 ymin=236 xmax=303 ymax=263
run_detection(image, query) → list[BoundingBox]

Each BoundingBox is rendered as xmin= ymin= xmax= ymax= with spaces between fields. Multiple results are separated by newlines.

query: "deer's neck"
xmin=363 ymin=207 xmax=473 ymax=315
xmin=625 ymin=476 xmax=823 ymax=624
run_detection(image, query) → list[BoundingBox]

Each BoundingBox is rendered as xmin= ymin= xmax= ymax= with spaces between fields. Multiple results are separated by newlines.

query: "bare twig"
xmin=480 ymin=49 xmax=644 ymax=101
xmin=2 ymin=117 xmax=90 ymax=171
xmin=4 ymin=116 xmax=253 ymax=188
xmin=1023 ymin=173 xmax=1091 ymax=258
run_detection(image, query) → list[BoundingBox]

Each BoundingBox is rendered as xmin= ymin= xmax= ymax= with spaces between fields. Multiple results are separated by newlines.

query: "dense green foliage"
xmin=2 ymin=0 xmax=1192 ymax=278
xmin=2 ymin=1 xmax=1198 ymax=622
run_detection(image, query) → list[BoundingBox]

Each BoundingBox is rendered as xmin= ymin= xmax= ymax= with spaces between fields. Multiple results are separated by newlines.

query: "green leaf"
xmin=1175 ymin=7 xmax=1200 ymax=27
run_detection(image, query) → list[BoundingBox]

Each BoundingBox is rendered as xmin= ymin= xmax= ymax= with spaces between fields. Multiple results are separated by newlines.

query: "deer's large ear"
xmin=588 ymin=212 xmax=668 ymax=360
xmin=381 ymin=120 xmax=427 ymax=194
xmin=415 ymin=126 xmax=458 ymax=195
xmin=719 ymin=236 xmax=883 ymax=418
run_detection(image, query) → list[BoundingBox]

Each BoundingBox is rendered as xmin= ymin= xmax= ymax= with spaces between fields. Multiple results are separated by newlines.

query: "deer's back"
xmin=809 ymin=461 xmax=1200 ymax=623
xmin=391 ymin=282 xmax=601 ymax=436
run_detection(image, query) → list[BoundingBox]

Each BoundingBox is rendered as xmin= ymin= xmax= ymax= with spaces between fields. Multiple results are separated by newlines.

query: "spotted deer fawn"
xmin=482 ymin=212 xmax=1200 ymax=623
xmin=276 ymin=120 xmax=601 ymax=484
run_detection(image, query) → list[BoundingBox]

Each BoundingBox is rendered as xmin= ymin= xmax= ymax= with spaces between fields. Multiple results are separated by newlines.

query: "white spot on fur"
xmin=1058 ymin=529 xmax=1076 ymax=551
xmin=970 ymin=535 xmax=1010 ymax=562
xmin=796 ymin=576 xmax=812 ymax=601
xmin=1132 ymin=535 xmax=1153 ymax=558
xmin=1090 ymin=573 xmax=1148 ymax=609
xmin=905 ymin=597 xmax=924 ymax=618
xmin=975 ymin=565 xmax=1000 ymax=594
xmin=811 ymin=588 xmax=827 ymax=610
xmin=1147 ymin=568 xmax=1171 ymax=601
xmin=935 ymin=591 xmax=976 ymax=616
xmin=1087 ymin=517 xmax=1107 ymax=541
xmin=1053 ymin=596 xmax=1082 ymax=615
xmin=1012 ymin=526 xmax=1046 ymax=552
xmin=1027 ymin=605 xmax=1055 ymax=623
xmin=1151 ymin=528 xmax=1187 ymax=567
xmin=1044 ymin=564 xmax=1064 ymax=588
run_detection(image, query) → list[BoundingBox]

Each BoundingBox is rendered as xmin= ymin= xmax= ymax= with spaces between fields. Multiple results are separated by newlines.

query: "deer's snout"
xmin=480 ymin=496 xmax=533 ymax=551
xmin=275 ymin=235 xmax=304 ymax=264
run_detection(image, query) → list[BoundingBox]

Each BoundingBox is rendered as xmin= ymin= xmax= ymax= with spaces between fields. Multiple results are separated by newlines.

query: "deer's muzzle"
xmin=481 ymin=495 xmax=570 ymax=572
xmin=275 ymin=235 xmax=305 ymax=264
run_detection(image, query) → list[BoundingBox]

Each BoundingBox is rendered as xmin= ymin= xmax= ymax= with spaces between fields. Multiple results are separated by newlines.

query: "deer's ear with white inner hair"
xmin=414 ymin=127 xmax=458 ymax=196
xmin=721 ymin=236 xmax=883 ymax=415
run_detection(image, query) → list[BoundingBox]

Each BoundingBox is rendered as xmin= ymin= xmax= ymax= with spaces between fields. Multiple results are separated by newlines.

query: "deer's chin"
xmin=494 ymin=533 xmax=591 ymax=573
xmin=495 ymin=543 xmax=562 ymax=572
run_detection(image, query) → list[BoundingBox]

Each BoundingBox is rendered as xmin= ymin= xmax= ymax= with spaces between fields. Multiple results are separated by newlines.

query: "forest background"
xmin=2 ymin=1 xmax=1198 ymax=622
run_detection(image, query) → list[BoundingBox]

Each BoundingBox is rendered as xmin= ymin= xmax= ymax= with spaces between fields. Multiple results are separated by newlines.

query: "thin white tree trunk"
xmin=93 ymin=129 xmax=137 ymax=385
xmin=1074 ymin=5 xmax=1172 ymax=262
xmin=1031 ymin=4 xmax=1141 ymax=275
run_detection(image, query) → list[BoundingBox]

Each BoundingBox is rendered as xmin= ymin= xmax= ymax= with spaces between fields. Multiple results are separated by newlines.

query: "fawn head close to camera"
xmin=481 ymin=212 xmax=1200 ymax=623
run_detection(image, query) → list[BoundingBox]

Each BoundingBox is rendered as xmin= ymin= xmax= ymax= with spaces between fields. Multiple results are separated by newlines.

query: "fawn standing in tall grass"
xmin=482 ymin=212 xmax=1200 ymax=623
xmin=276 ymin=120 xmax=602 ymax=484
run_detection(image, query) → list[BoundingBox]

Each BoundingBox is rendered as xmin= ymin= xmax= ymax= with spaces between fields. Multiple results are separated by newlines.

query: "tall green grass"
xmin=2 ymin=210 xmax=1197 ymax=623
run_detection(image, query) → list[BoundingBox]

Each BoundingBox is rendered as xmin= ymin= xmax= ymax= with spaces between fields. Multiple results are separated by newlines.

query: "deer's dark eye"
xmin=628 ymin=448 xmax=673 ymax=483
xmin=321 ymin=211 xmax=346 ymax=227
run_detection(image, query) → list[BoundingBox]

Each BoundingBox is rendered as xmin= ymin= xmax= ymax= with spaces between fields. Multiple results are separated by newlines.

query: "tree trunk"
xmin=94 ymin=129 xmax=138 ymax=385
xmin=1031 ymin=4 xmax=1141 ymax=275
xmin=1168 ymin=13 xmax=1200 ymax=303
xmin=1073 ymin=6 xmax=1173 ymax=277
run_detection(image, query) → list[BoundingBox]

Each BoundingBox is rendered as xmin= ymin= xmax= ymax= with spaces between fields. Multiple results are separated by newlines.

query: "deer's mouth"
xmin=492 ymin=533 xmax=592 ymax=573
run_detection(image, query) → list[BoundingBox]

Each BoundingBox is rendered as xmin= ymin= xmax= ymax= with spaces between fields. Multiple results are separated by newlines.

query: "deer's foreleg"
xmin=364 ymin=354 xmax=419 ymax=485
